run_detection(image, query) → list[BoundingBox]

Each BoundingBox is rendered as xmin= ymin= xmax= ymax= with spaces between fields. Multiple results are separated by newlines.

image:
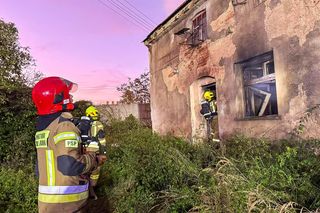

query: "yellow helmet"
xmin=203 ymin=90 xmax=215 ymax=101
xmin=86 ymin=106 xmax=99 ymax=120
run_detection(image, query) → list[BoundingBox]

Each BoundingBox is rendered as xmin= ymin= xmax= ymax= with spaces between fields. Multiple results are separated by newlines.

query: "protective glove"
xmin=96 ymin=154 xmax=107 ymax=166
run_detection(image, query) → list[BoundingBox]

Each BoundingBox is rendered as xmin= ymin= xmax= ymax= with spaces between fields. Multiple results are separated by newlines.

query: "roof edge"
xmin=143 ymin=0 xmax=192 ymax=44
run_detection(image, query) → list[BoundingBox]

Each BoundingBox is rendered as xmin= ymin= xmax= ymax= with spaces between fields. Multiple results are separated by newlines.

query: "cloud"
xmin=163 ymin=0 xmax=185 ymax=15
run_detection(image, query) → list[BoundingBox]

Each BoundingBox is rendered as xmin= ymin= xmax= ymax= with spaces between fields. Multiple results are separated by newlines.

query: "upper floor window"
xmin=192 ymin=10 xmax=207 ymax=45
xmin=254 ymin=0 xmax=267 ymax=6
xmin=232 ymin=0 xmax=247 ymax=5
xmin=240 ymin=51 xmax=278 ymax=117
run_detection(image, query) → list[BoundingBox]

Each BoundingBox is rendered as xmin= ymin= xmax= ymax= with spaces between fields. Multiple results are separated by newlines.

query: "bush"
xmin=99 ymin=116 xmax=210 ymax=212
xmin=0 ymin=18 xmax=38 ymax=168
xmin=97 ymin=120 xmax=320 ymax=212
xmin=0 ymin=87 xmax=37 ymax=168
xmin=0 ymin=167 xmax=37 ymax=212
xmin=219 ymin=136 xmax=320 ymax=211
xmin=72 ymin=100 xmax=93 ymax=118
xmin=2 ymin=115 xmax=320 ymax=212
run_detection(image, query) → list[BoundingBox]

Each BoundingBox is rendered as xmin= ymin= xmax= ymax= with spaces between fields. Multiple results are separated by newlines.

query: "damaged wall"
xmin=97 ymin=103 xmax=151 ymax=126
xmin=146 ymin=0 xmax=320 ymax=141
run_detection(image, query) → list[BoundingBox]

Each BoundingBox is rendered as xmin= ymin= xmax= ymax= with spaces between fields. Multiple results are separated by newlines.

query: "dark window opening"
xmin=240 ymin=51 xmax=278 ymax=117
xmin=254 ymin=0 xmax=267 ymax=6
xmin=192 ymin=10 xmax=207 ymax=46
xmin=232 ymin=0 xmax=247 ymax=6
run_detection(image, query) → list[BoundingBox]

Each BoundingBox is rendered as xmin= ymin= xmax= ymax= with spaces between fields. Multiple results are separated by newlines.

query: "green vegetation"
xmin=0 ymin=19 xmax=39 ymax=169
xmin=72 ymin=100 xmax=93 ymax=118
xmin=97 ymin=116 xmax=320 ymax=212
xmin=1 ymin=115 xmax=320 ymax=212
xmin=0 ymin=167 xmax=37 ymax=213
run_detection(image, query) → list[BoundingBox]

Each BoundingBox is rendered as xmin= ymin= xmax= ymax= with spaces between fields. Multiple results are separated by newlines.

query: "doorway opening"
xmin=190 ymin=77 xmax=219 ymax=143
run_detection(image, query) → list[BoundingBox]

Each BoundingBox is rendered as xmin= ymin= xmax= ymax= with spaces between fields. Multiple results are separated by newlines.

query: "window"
xmin=254 ymin=0 xmax=267 ymax=6
xmin=192 ymin=10 xmax=207 ymax=46
xmin=232 ymin=0 xmax=247 ymax=6
xmin=240 ymin=51 xmax=278 ymax=117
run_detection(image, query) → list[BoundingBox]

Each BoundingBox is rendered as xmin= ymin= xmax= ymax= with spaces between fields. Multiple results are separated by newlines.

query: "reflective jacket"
xmin=86 ymin=120 xmax=106 ymax=185
xmin=87 ymin=120 xmax=106 ymax=151
xmin=35 ymin=112 xmax=98 ymax=213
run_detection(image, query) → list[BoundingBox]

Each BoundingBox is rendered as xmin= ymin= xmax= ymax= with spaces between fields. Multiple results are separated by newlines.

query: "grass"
xmin=1 ymin=115 xmax=320 ymax=212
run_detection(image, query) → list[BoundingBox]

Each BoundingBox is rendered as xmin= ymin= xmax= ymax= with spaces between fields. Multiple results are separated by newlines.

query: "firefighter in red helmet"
xmin=32 ymin=77 xmax=106 ymax=213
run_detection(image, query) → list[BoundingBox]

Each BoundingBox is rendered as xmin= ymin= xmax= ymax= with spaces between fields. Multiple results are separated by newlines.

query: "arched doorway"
xmin=190 ymin=76 xmax=218 ymax=143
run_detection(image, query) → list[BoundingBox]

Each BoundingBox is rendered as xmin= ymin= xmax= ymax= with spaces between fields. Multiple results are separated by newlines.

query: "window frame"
xmin=237 ymin=51 xmax=279 ymax=119
xmin=191 ymin=10 xmax=207 ymax=46
xmin=254 ymin=0 xmax=267 ymax=7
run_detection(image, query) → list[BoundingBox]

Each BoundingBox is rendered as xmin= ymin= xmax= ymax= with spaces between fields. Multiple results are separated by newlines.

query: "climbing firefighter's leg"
xmin=90 ymin=166 xmax=101 ymax=187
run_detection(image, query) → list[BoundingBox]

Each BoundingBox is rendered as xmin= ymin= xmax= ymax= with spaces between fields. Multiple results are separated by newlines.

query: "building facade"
xmin=144 ymin=0 xmax=320 ymax=141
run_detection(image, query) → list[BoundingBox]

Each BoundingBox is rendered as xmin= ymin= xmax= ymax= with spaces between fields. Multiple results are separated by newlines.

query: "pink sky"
xmin=0 ymin=0 xmax=184 ymax=103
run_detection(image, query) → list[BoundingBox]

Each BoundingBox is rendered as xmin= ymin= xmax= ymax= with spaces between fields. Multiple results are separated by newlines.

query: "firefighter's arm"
xmin=95 ymin=121 xmax=106 ymax=146
xmin=53 ymin=122 xmax=100 ymax=176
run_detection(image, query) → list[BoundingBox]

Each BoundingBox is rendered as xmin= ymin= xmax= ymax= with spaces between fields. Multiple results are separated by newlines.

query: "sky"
xmin=0 ymin=0 xmax=184 ymax=103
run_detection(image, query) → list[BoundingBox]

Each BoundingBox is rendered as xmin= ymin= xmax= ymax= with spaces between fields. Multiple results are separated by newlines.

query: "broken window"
xmin=192 ymin=10 xmax=207 ymax=46
xmin=241 ymin=51 xmax=278 ymax=117
xmin=254 ymin=0 xmax=267 ymax=6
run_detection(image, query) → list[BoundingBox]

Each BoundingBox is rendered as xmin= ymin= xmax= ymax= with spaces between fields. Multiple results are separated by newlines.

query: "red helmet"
xmin=32 ymin=77 xmax=78 ymax=115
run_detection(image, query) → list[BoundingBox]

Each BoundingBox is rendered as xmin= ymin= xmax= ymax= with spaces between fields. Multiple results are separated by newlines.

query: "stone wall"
xmin=145 ymin=0 xmax=320 ymax=141
xmin=97 ymin=103 xmax=151 ymax=126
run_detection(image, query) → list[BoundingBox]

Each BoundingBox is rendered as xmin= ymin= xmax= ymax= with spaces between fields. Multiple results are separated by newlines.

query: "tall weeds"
xmin=99 ymin=118 xmax=320 ymax=212
xmin=1 ymin=116 xmax=320 ymax=212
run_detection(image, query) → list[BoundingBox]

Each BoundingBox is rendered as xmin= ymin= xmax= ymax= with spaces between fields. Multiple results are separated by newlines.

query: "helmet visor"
xmin=61 ymin=78 xmax=78 ymax=93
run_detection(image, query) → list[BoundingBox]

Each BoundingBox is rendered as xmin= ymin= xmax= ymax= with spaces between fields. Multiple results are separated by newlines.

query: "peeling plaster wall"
xmin=147 ymin=0 xmax=320 ymax=140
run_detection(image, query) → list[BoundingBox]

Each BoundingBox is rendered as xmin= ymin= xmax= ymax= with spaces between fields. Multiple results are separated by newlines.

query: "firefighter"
xmin=200 ymin=90 xmax=217 ymax=119
xmin=32 ymin=77 xmax=107 ymax=213
xmin=85 ymin=106 xmax=106 ymax=189
xmin=200 ymin=90 xmax=218 ymax=140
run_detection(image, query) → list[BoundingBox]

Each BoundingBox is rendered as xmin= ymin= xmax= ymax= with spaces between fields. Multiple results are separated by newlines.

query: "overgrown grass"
xmin=1 ymin=115 xmax=320 ymax=212
xmin=96 ymin=116 xmax=320 ymax=212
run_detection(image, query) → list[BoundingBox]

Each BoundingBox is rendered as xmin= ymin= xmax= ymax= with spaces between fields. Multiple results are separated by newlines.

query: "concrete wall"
xmin=97 ymin=103 xmax=151 ymax=126
xmin=146 ymin=0 xmax=320 ymax=141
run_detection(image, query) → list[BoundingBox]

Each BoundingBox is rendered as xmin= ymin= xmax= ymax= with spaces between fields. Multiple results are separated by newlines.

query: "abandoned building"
xmin=144 ymin=0 xmax=320 ymax=141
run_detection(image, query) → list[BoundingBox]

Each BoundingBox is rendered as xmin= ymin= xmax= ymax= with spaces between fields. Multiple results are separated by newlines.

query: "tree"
xmin=0 ymin=19 xmax=40 ymax=167
xmin=0 ymin=19 xmax=35 ymax=87
xmin=0 ymin=19 xmax=41 ymax=102
xmin=117 ymin=72 xmax=150 ymax=104
xmin=72 ymin=100 xmax=93 ymax=118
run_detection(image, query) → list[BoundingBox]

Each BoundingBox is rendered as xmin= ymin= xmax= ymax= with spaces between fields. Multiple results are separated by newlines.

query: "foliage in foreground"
xmin=0 ymin=167 xmax=37 ymax=213
xmin=0 ymin=19 xmax=39 ymax=169
xmin=1 ymin=116 xmax=320 ymax=212
xmin=97 ymin=116 xmax=320 ymax=212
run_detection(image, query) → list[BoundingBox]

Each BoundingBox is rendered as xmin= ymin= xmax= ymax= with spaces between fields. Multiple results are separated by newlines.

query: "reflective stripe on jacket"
xmin=35 ymin=112 xmax=98 ymax=213
xmin=87 ymin=120 xmax=106 ymax=151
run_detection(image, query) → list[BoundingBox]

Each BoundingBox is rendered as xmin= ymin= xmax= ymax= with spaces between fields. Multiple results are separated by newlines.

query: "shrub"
xmin=98 ymin=116 xmax=216 ymax=212
xmin=72 ymin=100 xmax=93 ymax=118
xmin=0 ymin=167 xmax=37 ymax=212
xmin=98 ymin=119 xmax=320 ymax=212
xmin=221 ymin=136 xmax=320 ymax=211
xmin=0 ymin=87 xmax=37 ymax=168
xmin=2 ymin=115 xmax=320 ymax=212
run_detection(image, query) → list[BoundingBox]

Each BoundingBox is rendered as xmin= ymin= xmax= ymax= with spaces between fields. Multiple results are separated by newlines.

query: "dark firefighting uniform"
xmin=200 ymin=100 xmax=217 ymax=120
xmin=35 ymin=112 xmax=98 ymax=213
